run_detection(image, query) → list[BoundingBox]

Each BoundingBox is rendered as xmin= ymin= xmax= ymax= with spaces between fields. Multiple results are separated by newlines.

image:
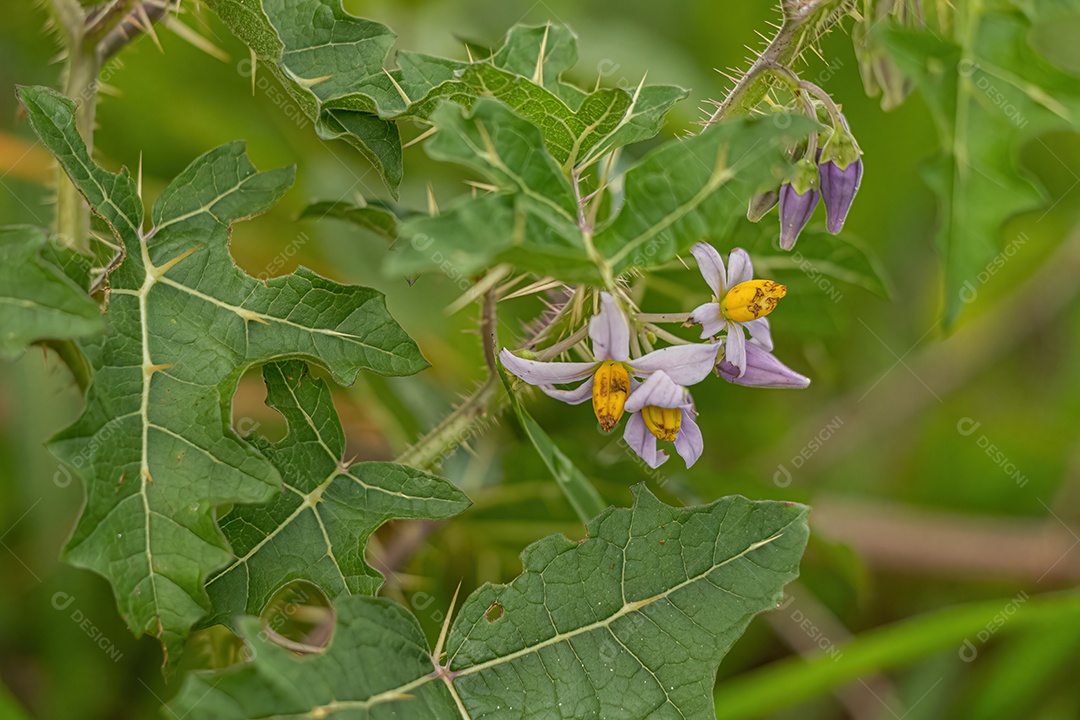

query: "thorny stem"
xmin=701 ymin=0 xmax=854 ymax=131
xmin=52 ymin=0 xmax=177 ymax=253
xmin=393 ymin=374 xmax=501 ymax=472
xmin=480 ymin=289 xmax=499 ymax=375
xmin=572 ymin=168 xmax=617 ymax=291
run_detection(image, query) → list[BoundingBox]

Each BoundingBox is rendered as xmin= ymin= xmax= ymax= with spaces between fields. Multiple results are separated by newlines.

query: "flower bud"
xmin=717 ymin=342 xmax=809 ymax=389
xmin=747 ymin=187 xmax=780 ymax=222
xmin=592 ymin=361 xmax=630 ymax=432
xmin=819 ymin=156 xmax=863 ymax=234
xmin=641 ymin=405 xmax=681 ymax=442
xmin=722 ymin=280 xmax=787 ymax=323
xmin=778 ymin=160 xmax=820 ymax=251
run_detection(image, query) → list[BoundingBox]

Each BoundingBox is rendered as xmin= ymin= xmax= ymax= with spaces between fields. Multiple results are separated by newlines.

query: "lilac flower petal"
xmin=539 ymin=375 xmax=594 ymax=404
xmin=500 ymin=349 xmax=596 ymax=387
xmin=778 ymin=183 xmax=820 ymax=251
xmin=589 ymin=292 xmax=630 ymax=361
xmin=624 ymin=370 xmax=686 ymax=413
xmin=820 ymin=158 xmax=863 ymax=234
xmin=624 ymin=412 xmax=668 ymax=469
xmin=631 ymin=342 xmax=719 ymax=386
xmin=690 ymin=242 xmax=726 ymax=295
xmin=718 ymin=342 xmax=810 ymax=388
xmin=726 ymin=248 xmax=754 ymax=288
xmin=690 ymin=302 xmax=726 ymax=338
xmin=674 ymin=408 xmax=704 ymax=468
xmin=745 ymin=317 xmax=773 ymax=352
xmin=724 ymin=324 xmax=747 ymax=377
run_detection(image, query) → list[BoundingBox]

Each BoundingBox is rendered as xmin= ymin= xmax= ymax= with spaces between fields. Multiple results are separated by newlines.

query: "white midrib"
xmin=304 ymin=530 xmax=786 ymax=717
xmin=138 ymin=240 xmax=161 ymax=633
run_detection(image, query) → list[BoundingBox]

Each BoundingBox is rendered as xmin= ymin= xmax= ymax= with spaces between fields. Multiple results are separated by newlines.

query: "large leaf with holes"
xmin=203 ymin=360 xmax=469 ymax=629
xmin=171 ymin=487 xmax=809 ymax=719
xmin=387 ymin=100 xmax=817 ymax=282
xmin=0 ymin=225 xmax=103 ymax=359
xmin=17 ymin=85 xmax=427 ymax=672
xmin=203 ymin=0 xmax=685 ymax=193
xmin=877 ymin=0 xmax=1080 ymax=326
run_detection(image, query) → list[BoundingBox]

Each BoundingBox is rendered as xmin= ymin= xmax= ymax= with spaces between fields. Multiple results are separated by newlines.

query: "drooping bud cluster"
xmin=751 ymin=108 xmax=864 ymax=251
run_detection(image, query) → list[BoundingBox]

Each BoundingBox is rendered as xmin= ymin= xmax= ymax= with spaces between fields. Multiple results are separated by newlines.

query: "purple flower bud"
xmin=717 ymin=342 xmax=810 ymax=389
xmin=819 ymin=157 xmax=863 ymax=234
xmin=778 ymin=182 xmax=819 ymax=251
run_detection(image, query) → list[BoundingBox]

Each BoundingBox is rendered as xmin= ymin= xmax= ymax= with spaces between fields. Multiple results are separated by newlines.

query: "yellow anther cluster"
xmin=722 ymin=280 xmax=787 ymax=322
xmin=591 ymin=361 xmax=630 ymax=432
xmin=641 ymin=405 xmax=681 ymax=442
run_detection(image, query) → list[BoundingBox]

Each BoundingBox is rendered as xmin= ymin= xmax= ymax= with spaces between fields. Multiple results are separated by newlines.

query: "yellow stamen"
xmin=592 ymin=361 xmax=630 ymax=432
xmin=641 ymin=405 xmax=681 ymax=442
xmin=722 ymin=280 xmax=787 ymax=322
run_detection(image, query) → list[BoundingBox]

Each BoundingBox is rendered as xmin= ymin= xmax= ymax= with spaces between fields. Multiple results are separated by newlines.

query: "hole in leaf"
xmin=259 ymin=580 xmax=335 ymax=653
xmin=486 ymin=601 xmax=504 ymax=623
xmin=232 ymin=366 xmax=288 ymax=444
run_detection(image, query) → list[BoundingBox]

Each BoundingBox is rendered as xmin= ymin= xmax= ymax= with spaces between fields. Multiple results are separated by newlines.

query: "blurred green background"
xmin=2 ymin=1 xmax=1079 ymax=719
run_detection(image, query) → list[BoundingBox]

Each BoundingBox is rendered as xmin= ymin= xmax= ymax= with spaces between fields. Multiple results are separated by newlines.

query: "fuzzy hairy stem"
xmin=702 ymin=0 xmax=855 ymax=129
xmin=394 ymin=290 xmax=505 ymax=472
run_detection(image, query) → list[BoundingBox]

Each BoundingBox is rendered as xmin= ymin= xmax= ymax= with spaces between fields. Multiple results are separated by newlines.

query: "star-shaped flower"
xmin=688 ymin=243 xmax=786 ymax=378
xmin=623 ymin=371 xmax=702 ymax=469
xmin=501 ymin=292 xmax=718 ymax=431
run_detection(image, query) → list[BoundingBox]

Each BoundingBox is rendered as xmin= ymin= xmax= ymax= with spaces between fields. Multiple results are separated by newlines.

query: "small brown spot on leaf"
xmin=486 ymin=601 xmax=504 ymax=623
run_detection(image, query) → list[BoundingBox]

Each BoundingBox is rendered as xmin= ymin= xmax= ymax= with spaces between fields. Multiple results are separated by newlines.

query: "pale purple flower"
xmin=717 ymin=341 xmax=810 ymax=389
xmin=501 ymin=292 xmax=718 ymax=430
xmin=688 ymin=243 xmax=781 ymax=379
xmin=623 ymin=371 xmax=703 ymax=469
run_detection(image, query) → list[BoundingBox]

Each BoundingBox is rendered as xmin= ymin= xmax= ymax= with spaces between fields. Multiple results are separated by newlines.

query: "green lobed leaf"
xmin=461 ymin=63 xmax=631 ymax=170
xmin=202 ymin=0 xmax=404 ymax=193
xmin=388 ymin=101 xmax=817 ymax=283
xmin=17 ymin=85 xmax=427 ymax=672
xmin=204 ymin=1 xmax=685 ymax=194
xmin=171 ymin=487 xmax=810 ymax=719
xmin=203 ymin=360 xmax=470 ymax=629
xmin=0 ymin=225 xmax=103 ymax=359
xmin=388 ymin=98 xmax=591 ymax=280
xmin=877 ymin=0 xmax=1080 ymax=325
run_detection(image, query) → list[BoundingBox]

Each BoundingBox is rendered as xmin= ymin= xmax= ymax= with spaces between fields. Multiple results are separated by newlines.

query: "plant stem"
xmin=637 ymin=312 xmax=693 ymax=324
xmin=393 ymin=375 xmax=501 ymax=472
xmin=701 ymin=0 xmax=854 ymax=130
xmin=57 ymin=36 xmax=99 ymax=254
